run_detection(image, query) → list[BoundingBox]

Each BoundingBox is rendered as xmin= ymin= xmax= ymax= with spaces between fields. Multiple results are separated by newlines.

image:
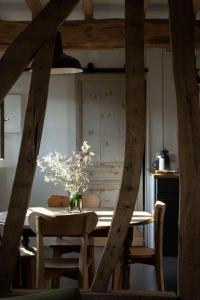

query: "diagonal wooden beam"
xmin=91 ymin=0 xmax=145 ymax=291
xmin=82 ymin=0 xmax=93 ymax=20
xmin=0 ymin=0 xmax=79 ymax=106
xmin=0 ymin=33 xmax=56 ymax=291
xmin=0 ymin=0 xmax=80 ymax=291
xmin=168 ymin=0 xmax=200 ymax=298
xmin=25 ymin=0 xmax=43 ymax=18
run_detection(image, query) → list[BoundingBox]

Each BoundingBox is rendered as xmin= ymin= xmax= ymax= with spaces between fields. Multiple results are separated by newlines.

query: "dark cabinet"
xmin=154 ymin=175 xmax=179 ymax=256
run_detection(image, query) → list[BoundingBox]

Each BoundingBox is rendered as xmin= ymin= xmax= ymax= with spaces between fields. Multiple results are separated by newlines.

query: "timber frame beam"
xmin=169 ymin=0 xmax=200 ymax=298
xmin=91 ymin=0 xmax=145 ymax=291
xmin=1 ymin=19 xmax=200 ymax=50
xmin=0 ymin=0 xmax=80 ymax=291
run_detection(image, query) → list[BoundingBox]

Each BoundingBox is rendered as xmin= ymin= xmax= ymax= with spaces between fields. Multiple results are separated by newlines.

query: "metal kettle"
xmin=158 ymin=149 xmax=170 ymax=171
xmin=152 ymin=149 xmax=171 ymax=171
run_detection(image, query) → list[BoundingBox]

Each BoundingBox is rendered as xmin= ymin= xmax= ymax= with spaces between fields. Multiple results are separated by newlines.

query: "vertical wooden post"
xmin=91 ymin=0 xmax=145 ymax=291
xmin=168 ymin=0 xmax=200 ymax=299
xmin=0 ymin=101 xmax=4 ymax=159
xmin=0 ymin=34 xmax=55 ymax=291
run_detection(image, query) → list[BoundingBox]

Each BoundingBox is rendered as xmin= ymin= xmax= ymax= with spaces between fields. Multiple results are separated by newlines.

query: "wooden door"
xmin=77 ymin=74 xmax=144 ymax=245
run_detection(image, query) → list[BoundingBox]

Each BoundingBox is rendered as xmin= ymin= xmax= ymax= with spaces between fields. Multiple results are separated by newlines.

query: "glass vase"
xmin=69 ymin=192 xmax=82 ymax=212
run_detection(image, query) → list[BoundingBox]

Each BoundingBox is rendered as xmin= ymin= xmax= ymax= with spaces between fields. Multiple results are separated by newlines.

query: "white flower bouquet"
xmin=37 ymin=141 xmax=95 ymax=210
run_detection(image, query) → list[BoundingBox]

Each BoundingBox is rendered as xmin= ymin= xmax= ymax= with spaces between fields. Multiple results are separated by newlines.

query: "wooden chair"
xmin=113 ymin=201 xmax=166 ymax=291
xmin=48 ymin=195 xmax=69 ymax=207
xmin=48 ymin=193 xmax=101 ymax=286
xmin=28 ymin=211 xmax=98 ymax=289
xmin=82 ymin=194 xmax=101 ymax=208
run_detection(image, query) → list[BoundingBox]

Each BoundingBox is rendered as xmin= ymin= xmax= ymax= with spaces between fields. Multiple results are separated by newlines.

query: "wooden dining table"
xmin=0 ymin=207 xmax=153 ymax=289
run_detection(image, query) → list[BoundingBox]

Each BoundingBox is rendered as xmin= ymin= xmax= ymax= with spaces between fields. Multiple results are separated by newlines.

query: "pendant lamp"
xmin=26 ymin=31 xmax=83 ymax=74
xmin=51 ymin=31 xmax=83 ymax=74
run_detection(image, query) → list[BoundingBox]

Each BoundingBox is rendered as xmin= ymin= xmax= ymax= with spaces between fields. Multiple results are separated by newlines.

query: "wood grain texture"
xmin=91 ymin=0 xmax=145 ymax=291
xmin=1 ymin=19 xmax=200 ymax=50
xmin=25 ymin=0 xmax=43 ymax=18
xmin=168 ymin=0 xmax=200 ymax=299
xmin=0 ymin=0 xmax=79 ymax=105
xmin=0 ymin=33 xmax=55 ymax=291
xmin=82 ymin=0 xmax=93 ymax=20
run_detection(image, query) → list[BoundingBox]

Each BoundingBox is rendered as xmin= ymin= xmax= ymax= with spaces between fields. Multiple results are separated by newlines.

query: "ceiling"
xmin=0 ymin=0 xmax=169 ymax=21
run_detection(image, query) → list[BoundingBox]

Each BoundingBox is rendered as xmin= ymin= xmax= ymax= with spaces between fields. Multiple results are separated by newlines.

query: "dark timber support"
xmin=0 ymin=0 xmax=79 ymax=105
xmin=0 ymin=0 xmax=80 ymax=291
xmin=91 ymin=0 xmax=145 ymax=291
xmin=168 ymin=0 xmax=200 ymax=299
xmin=0 ymin=34 xmax=55 ymax=291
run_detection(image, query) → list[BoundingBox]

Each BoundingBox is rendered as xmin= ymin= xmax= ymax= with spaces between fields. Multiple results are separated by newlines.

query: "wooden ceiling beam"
xmin=25 ymin=0 xmax=43 ymax=18
xmin=1 ymin=19 xmax=200 ymax=50
xmin=82 ymin=0 xmax=93 ymax=20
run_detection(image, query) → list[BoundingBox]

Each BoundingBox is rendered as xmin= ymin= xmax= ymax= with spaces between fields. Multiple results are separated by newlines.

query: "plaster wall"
xmin=0 ymin=48 xmax=178 ymax=212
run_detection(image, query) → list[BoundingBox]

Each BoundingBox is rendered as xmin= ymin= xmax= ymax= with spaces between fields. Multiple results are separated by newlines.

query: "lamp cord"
xmin=161 ymin=50 xmax=164 ymax=150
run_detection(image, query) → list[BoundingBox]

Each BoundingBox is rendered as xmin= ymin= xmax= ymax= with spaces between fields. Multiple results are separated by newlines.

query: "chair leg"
xmin=155 ymin=257 xmax=165 ymax=291
xmin=112 ymin=261 xmax=122 ymax=290
xmin=51 ymin=278 xmax=60 ymax=288
xmin=12 ymin=255 xmax=21 ymax=288
xmin=79 ymin=268 xmax=89 ymax=290
xmin=50 ymin=248 xmax=62 ymax=288
xmin=88 ymin=245 xmax=96 ymax=286
xmin=20 ymin=255 xmax=36 ymax=288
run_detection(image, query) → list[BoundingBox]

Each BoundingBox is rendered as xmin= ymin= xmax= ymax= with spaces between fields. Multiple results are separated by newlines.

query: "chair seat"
xmin=50 ymin=236 xmax=94 ymax=246
xmin=131 ymin=247 xmax=155 ymax=258
xmin=113 ymin=202 xmax=166 ymax=292
xmin=45 ymin=257 xmax=79 ymax=270
xmin=52 ymin=237 xmax=81 ymax=245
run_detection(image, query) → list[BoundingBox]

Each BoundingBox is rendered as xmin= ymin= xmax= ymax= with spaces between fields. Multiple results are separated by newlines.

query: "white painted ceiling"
xmin=0 ymin=0 xmax=169 ymax=21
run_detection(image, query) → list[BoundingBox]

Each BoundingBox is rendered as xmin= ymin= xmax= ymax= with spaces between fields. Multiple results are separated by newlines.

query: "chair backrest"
xmin=48 ymin=195 xmax=69 ymax=207
xmin=28 ymin=212 xmax=98 ymax=237
xmin=82 ymin=194 xmax=101 ymax=208
xmin=28 ymin=212 xmax=98 ymax=288
xmin=47 ymin=194 xmax=101 ymax=209
xmin=154 ymin=201 xmax=166 ymax=256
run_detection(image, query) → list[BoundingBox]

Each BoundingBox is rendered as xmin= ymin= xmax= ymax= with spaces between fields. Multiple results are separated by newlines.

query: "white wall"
xmin=0 ymin=72 xmax=77 ymax=210
xmin=0 ymin=48 xmax=179 ymax=213
xmin=145 ymin=48 xmax=178 ymax=246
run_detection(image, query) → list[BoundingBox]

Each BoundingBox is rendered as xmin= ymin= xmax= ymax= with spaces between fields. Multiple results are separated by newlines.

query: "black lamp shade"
xmin=26 ymin=31 xmax=83 ymax=74
xmin=51 ymin=32 xmax=83 ymax=74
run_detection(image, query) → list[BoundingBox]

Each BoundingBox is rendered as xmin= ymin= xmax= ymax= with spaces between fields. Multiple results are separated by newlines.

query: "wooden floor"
xmin=58 ymin=248 xmax=177 ymax=293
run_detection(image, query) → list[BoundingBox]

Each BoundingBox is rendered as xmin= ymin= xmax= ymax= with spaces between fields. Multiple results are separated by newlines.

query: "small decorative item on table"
xmin=37 ymin=141 xmax=95 ymax=212
xmin=69 ymin=192 xmax=82 ymax=212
